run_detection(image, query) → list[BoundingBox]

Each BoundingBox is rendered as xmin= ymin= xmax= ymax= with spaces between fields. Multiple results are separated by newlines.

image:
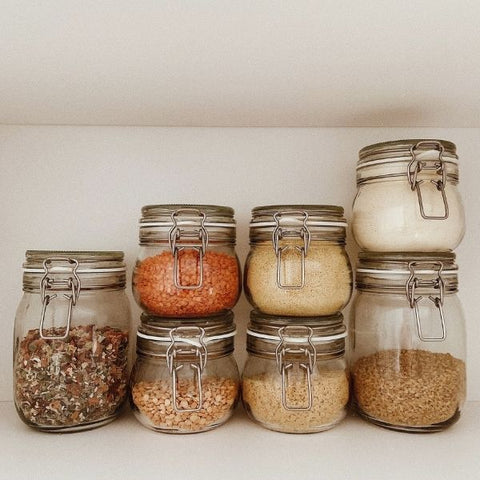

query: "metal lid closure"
xmin=23 ymin=251 xmax=126 ymax=341
xmin=357 ymin=140 xmax=459 ymax=221
xmin=139 ymin=204 xmax=236 ymax=290
xmin=356 ymin=252 xmax=458 ymax=343
xmin=247 ymin=311 xmax=346 ymax=412
xmin=249 ymin=205 xmax=347 ymax=290
xmin=136 ymin=314 xmax=236 ymax=413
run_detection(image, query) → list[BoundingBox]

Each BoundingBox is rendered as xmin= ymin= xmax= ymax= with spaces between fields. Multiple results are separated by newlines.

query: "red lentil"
xmin=134 ymin=250 xmax=240 ymax=316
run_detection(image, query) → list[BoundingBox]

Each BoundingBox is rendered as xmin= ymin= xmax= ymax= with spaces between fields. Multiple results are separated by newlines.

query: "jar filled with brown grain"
xmin=350 ymin=252 xmax=466 ymax=432
xmin=14 ymin=251 xmax=131 ymax=432
xmin=130 ymin=311 xmax=240 ymax=433
xmin=242 ymin=311 xmax=349 ymax=433
xmin=133 ymin=204 xmax=241 ymax=317
xmin=244 ymin=205 xmax=352 ymax=316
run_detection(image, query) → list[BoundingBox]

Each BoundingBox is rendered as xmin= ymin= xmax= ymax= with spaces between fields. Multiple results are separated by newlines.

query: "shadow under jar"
xmin=133 ymin=204 xmax=241 ymax=317
xmin=14 ymin=251 xmax=131 ymax=432
xmin=244 ymin=205 xmax=352 ymax=316
xmin=352 ymin=139 xmax=465 ymax=252
xmin=350 ymin=252 xmax=466 ymax=432
xmin=130 ymin=312 xmax=240 ymax=433
xmin=242 ymin=311 xmax=349 ymax=433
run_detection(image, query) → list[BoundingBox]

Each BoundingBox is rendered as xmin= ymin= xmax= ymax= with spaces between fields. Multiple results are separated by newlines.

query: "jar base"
xmin=355 ymin=406 xmax=460 ymax=433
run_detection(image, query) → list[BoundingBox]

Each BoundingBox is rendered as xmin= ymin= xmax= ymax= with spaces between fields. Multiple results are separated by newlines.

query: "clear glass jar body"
xmin=13 ymin=251 xmax=131 ymax=432
xmin=242 ymin=355 xmax=348 ymax=433
xmin=133 ymin=204 xmax=241 ymax=317
xmin=133 ymin=243 xmax=241 ymax=317
xmin=352 ymin=140 xmax=465 ymax=252
xmin=130 ymin=353 xmax=240 ymax=433
xmin=245 ymin=205 xmax=352 ymax=316
xmin=350 ymin=256 xmax=466 ymax=432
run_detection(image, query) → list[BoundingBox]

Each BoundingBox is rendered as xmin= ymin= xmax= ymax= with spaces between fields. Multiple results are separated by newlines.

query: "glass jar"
xmin=133 ymin=204 xmax=241 ymax=317
xmin=352 ymin=139 xmax=465 ymax=251
xmin=242 ymin=311 xmax=349 ymax=433
xmin=14 ymin=250 xmax=131 ymax=432
xmin=130 ymin=312 xmax=240 ymax=433
xmin=350 ymin=252 xmax=466 ymax=432
xmin=244 ymin=205 xmax=352 ymax=316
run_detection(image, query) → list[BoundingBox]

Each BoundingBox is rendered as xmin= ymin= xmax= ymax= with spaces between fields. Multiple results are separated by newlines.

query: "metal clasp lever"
xmin=168 ymin=209 xmax=208 ymax=290
xmin=275 ymin=326 xmax=316 ymax=411
xmin=39 ymin=257 xmax=81 ymax=340
xmin=407 ymin=140 xmax=449 ymax=220
xmin=272 ymin=211 xmax=311 ymax=289
xmin=406 ymin=261 xmax=446 ymax=342
xmin=166 ymin=326 xmax=208 ymax=412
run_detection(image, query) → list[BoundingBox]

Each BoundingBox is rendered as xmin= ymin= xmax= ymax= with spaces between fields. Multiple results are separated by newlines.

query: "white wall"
xmin=1 ymin=125 xmax=478 ymax=401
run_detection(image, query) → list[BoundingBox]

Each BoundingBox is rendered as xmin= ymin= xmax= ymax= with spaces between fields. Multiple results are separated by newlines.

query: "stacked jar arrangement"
xmin=130 ymin=205 xmax=242 ymax=433
xmin=350 ymin=140 xmax=467 ymax=432
xmin=242 ymin=205 xmax=353 ymax=433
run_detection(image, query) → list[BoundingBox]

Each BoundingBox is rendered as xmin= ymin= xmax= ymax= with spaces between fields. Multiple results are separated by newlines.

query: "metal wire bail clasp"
xmin=407 ymin=140 xmax=449 ymax=220
xmin=272 ymin=210 xmax=311 ymax=289
xmin=275 ymin=326 xmax=316 ymax=411
xmin=166 ymin=326 xmax=208 ymax=412
xmin=405 ymin=261 xmax=446 ymax=342
xmin=168 ymin=208 xmax=209 ymax=289
xmin=39 ymin=257 xmax=81 ymax=340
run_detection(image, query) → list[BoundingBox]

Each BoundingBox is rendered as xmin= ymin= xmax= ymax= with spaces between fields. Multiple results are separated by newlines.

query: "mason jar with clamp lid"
xmin=350 ymin=252 xmax=466 ymax=432
xmin=130 ymin=311 xmax=240 ymax=433
xmin=133 ymin=204 xmax=241 ymax=317
xmin=244 ymin=205 xmax=352 ymax=316
xmin=242 ymin=311 xmax=349 ymax=433
xmin=352 ymin=139 xmax=465 ymax=251
xmin=14 ymin=250 xmax=131 ymax=432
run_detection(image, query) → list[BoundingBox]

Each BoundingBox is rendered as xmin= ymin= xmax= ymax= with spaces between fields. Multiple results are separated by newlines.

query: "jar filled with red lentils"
xmin=130 ymin=312 xmax=240 ymax=433
xmin=133 ymin=205 xmax=241 ymax=317
xmin=244 ymin=205 xmax=352 ymax=316
xmin=14 ymin=251 xmax=131 ymax=432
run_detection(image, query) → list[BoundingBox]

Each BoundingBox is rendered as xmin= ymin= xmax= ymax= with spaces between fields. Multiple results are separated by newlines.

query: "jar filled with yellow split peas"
xmin=130 ymin=312 xmax=240 ymax=433
xmin=242 ymin=311 xmax=349 ymax=433
xmin=244 ymin=205 xmax=352 ymax=316
xmin=133 ymin=205 xmax=241 ymax=317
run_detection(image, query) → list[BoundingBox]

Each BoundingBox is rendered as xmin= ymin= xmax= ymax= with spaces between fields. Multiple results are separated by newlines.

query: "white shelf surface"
xmin=1 ymin=401 xmax=479 ymax=480
xmin=1 ymin=1 xmax=480 ymax=127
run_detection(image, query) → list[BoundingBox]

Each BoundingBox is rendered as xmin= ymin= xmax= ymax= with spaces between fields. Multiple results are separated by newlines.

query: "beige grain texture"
xmin=242 ymin=368 xmax=349 ymax=432
xmin=352 ymin=349 xmax=466 ymax=427
xmin=132 ymin=376 xmax=239 ymax=432
xmin=245 ymin=242 xmax=351 ymax=316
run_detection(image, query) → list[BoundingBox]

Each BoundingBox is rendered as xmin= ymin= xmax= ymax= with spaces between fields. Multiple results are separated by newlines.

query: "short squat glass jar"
xmin=244 ymin=205 xmax=352 ymax=316
xmin=133 ymin=204 xmax=241 ymax=317
xmin=14 ymin=251 xmax=131 ymax=432
xmin=350 ymin=253 xmax=466 ymax=432
xmin=130 ymin=312 xmax=240 ymax=433
xmin=352 ymin=139 xmax=465 ymax=251
xmin=242 ymin=311 xmax=349 ymax=433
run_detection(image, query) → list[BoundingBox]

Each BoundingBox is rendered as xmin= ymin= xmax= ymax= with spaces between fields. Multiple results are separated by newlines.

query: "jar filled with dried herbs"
xmin=350 ymin=252 xmax=466 ymax=432
xmin=244 ymin=205 xmax=352 ymax=316
xmin=133 ymin=205 xmax=241 ymax=317
xmin=14 ymin=251 xmax=131 ymax=432
xmin=242 ymin=311 xmax=349 ymax=433
xmin=130 ymin=312 xmax=240 ymax=433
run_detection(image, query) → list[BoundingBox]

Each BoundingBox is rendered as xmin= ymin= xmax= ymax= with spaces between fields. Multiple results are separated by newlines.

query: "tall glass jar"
xmin=133 ymin=204 xmax=241 ymax=317
xmin=242 ymin=311 xmax=349 ymax=433
xmin=350 ymin=253 xmax=466 ymax=432
xmin=244 ymin=205 xmax=352 ymax=316
xmin=130 ymin=312 xmax=240 ymax=433
xmin=352 ymin=139 xmax=465 ymax=251
xmin=14 ymin=250 xmax=131 ymax=432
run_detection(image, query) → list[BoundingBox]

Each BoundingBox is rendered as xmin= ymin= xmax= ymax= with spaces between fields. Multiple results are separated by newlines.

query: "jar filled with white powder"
xmin=242 ymin=311 xmax=349 ymax=433
xmin=352 ymin=139 xmax=465 ymax=251
xmin=244 ymin=205 xmax=352 ymax=316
